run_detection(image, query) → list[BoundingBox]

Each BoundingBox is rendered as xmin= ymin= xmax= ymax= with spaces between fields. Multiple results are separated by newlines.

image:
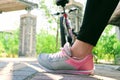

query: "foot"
xmin=38 ymin=42 xmax=94 ymax=75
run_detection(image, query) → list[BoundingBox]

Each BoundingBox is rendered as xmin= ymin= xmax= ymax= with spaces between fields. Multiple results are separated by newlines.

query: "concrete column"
xmin=19 ymin=13 xmax=36 ymax=57
xmin=116 ymin=27 xmax=120 ymax=40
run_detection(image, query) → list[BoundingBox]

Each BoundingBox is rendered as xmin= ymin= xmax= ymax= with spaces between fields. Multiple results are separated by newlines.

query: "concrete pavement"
xmin=0 ymin=58 xmax=120 ymax=80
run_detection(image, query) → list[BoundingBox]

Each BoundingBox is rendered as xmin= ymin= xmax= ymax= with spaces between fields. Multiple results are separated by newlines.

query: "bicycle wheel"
xmin=60 ymin=16 xmax=66 ymax=47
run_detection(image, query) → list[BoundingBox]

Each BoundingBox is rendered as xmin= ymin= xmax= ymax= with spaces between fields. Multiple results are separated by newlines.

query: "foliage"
xmin=0 ymin=29 xmax=60 ymax=57
xmin=0 ymin=41 xmax=4 ymax=53
xmin=93 ymin=25 xmax=120 ymax=64
xmin=36 ymin=30 xmax=60 ymax=54
xmin=113 ymin=40 xmax=120 ymax=64
xmin=37 ymin=0 xmax=60 ymax=54
xmin=39 ymin=0 xmax=55 ymax=24
xmin=0 ymin=30 xmax=19 ymax=57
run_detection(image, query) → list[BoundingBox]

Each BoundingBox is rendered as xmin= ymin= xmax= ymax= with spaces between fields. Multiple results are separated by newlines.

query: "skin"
xmin=71 ymin=39 xmax=93 ymax=59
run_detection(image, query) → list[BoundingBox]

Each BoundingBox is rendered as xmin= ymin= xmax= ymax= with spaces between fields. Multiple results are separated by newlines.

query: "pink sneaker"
xmin=38 ymin=42 xmax=94 ymax=75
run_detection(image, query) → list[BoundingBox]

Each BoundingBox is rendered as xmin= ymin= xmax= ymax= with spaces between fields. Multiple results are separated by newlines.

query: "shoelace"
xmin=50 ymin=48 xmax=66 ymax=59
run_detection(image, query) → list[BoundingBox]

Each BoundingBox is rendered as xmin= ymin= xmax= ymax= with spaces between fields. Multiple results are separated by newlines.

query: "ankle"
xmin=71 ymin=40 xmax=93 ymax=59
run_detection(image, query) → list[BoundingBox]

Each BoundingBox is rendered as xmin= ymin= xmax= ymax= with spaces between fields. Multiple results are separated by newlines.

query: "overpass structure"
xmin=109 ymin=2 xmax=120 ymax=40
xmin=0 ymin=0 xmax=38 ymax=57
xmin=0 ymin=0 xmax=38 ymax=12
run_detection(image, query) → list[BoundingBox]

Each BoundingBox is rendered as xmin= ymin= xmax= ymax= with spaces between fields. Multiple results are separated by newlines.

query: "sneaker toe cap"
xmin=38 ymin=54 xmax=53 ymax=70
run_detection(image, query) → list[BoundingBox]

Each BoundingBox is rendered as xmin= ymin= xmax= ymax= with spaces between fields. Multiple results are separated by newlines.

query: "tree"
xmin=36 ymin=30 xmax=60 ymax=54
xmin=113 ymin=40 xmax=120 ymax=64
xmin=93 ymin=25 xmax=120 ymax=64
xmin=0 ymin=30 xmax=19 ymax=57
xmin=38 ymin=0 xmax=60 ymax=49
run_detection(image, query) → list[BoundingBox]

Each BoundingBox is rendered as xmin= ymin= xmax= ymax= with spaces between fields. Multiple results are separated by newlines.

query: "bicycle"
xmin=54 ymin=0 xmax=82 ymax=47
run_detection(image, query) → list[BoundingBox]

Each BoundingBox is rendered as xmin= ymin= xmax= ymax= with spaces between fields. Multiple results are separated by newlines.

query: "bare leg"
xmin=71 ymin=39 xmax=93 ymax=59
xmin=71 ymin=0 xmax=119 ymax=59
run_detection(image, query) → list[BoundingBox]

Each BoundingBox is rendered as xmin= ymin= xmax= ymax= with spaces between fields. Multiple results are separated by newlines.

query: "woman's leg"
xmin=38 ymin=0 xmax=119 ymax=74
xmin=78 ymin=0 xmax=119 ymax=46
xmin=71 ymin=0 xmax=119 ymax=58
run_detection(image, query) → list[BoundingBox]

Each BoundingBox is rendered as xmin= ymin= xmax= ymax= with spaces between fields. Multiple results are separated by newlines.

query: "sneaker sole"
xmin=38 ymin=63 xmax=94 ymax=75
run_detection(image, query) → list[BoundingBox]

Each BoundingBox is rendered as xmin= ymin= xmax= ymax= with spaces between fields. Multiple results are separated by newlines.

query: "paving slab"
xmin=28 ymin=62 xmax=120 ymax=80
xmin=0 ymin=58 xmax=37 ymax=80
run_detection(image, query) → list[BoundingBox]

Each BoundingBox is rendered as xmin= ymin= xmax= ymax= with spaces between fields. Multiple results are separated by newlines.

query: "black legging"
xmin=77 ymin=0 xmax=119 ymax=46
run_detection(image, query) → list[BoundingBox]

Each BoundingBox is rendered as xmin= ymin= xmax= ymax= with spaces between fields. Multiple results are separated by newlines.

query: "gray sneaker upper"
xmin=38 ymin=42 xmax=76 ymax=70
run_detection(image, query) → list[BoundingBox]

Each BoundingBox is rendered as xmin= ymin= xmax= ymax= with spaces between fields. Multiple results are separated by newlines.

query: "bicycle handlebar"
xmin=52 ymin=8 xmax=78 ymax=16
xmin=69 ymin=8 xmax=77 ymax=13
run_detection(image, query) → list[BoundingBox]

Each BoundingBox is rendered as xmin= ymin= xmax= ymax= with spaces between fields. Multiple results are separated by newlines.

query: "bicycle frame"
xmin=53 ymin=6 xmax=78 ymax=47
xmin=61 ymin=7 xmax=76 ymax=46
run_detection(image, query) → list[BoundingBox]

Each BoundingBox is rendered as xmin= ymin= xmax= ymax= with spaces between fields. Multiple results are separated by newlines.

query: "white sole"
xmin=38 ymin=64 xmax=94 ymax=75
